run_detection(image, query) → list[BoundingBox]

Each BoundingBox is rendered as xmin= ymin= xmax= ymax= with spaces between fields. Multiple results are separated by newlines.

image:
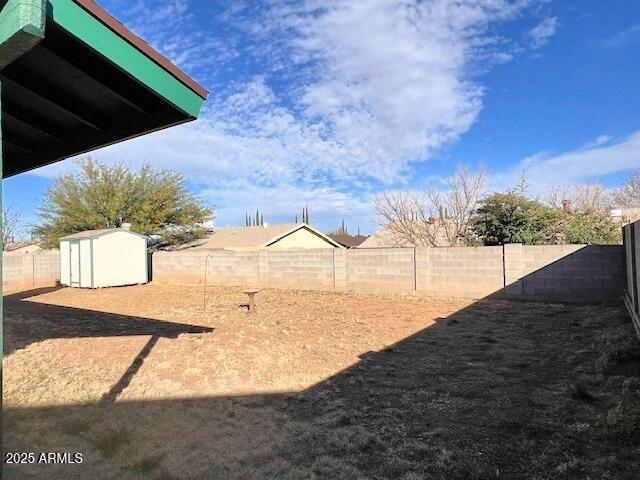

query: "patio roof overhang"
xmin=0 ymin=0 xmax=209 ymax=178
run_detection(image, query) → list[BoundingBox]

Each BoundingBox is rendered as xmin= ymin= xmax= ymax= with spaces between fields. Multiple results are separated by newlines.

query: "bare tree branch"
xmin=373 ymin=167 xmax=486 ymax=247
xmin=613 ymin=169 xmax=640 ymax=209
xmin=546 ymin=183 xmax=571 ymax=208
xmin=572 ymin=183 xmax=610 ymax=213
xmin=2 ymin=206 xmax=22 ymax=250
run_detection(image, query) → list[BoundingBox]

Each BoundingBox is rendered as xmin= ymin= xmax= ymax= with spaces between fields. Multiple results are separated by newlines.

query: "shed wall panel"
xmin=79 ymin=238 xmax=92 ymax=287
xmin=92 ymin=231 xmax=147 ymax=287
xmin=60 ymin=240 xmax=70 ymax=286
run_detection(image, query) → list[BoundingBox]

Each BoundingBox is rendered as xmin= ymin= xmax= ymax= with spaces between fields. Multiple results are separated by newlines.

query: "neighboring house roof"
xmin=60 ymin=228 xmax=148 ymax=240
xmin=359 ymin=221 xmax=454 ymax=248
xmin=190 ymin=223 xmax=343 ymax=250
xmin=328 ymin=234 xmax=369 ymax=248
xmin=359 ymin=227 xmax=412 ymax=248
xmin=5 ymin=241 xmax=40 ymax=253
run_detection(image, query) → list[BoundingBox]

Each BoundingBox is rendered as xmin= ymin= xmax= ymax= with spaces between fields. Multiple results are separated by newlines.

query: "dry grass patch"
xmin=2 ymin=285 xmax=639 ymax=479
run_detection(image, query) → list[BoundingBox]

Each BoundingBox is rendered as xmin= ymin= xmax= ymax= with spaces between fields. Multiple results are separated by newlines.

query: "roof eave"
xmin=262 ymin=224 xmax=345 ymax=249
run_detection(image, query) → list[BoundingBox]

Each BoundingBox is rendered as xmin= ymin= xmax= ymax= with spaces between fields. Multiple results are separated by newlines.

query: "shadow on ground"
xmin=4 ymin=290 xmax=639 ymax=479
xmin=3 ymin=287 xmax=213 ymax=356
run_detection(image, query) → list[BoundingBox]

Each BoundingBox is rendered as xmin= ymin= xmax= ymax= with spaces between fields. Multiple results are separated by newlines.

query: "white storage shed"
xmin=60 ymin=228 xmax=148 ymax=288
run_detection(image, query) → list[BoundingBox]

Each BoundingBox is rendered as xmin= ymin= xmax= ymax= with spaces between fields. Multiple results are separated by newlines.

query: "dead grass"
xmin=2 ymin=284 xmax=639 ymax=479
xmin=93 ymin=427 xmax=132 ymax=458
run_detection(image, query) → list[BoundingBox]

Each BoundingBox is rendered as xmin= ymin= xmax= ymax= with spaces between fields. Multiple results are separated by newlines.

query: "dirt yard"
xmin=3 ymin=284 xmax=639 ymax=479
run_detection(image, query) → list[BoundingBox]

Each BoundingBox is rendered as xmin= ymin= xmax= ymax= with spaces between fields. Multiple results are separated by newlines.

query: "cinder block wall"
xmin=151 ymin=244 xmax=625 ymax=303
xmin=346 ymin=248 xmax=415 ymax=294
xmin=2 ymin=251 xmax=60 ymax=292
xmin=423 ymin=246 xmax=504 ymax=299
xmin=514 ymin=245 xmax=624 ymax=302
xmin=260 ymin=249 xmax=335 ymax=290
xmin=622 ymin=221 xmax=640 ymax=329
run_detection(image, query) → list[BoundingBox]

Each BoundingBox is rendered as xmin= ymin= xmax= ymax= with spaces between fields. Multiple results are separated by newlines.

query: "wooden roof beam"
xmin=1 ymin=70 xmax=108 ymax=132
xmin=3 ymin=100 xmax=70 ymax=144
xmin=35 ymin=42 xmax=154 ymax=117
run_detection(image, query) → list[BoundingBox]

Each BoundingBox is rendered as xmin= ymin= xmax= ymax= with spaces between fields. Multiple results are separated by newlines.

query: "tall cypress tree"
xmin=260 ymin=213 xmax=264 ymax=226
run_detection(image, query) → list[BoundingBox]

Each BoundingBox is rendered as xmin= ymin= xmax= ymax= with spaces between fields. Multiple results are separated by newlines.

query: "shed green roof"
xmin=0 ymin=0 xmax=209 ymax=177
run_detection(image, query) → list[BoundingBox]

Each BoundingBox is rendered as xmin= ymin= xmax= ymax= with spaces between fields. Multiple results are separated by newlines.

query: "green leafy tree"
xmin=559 ymin=211 xmax=621 ymax=244
xmin=33 ymin=159 xmax=213 ymax=248
xmin=472 ymin=192 xmax=621 ymax=246
xmin=471 ymin=193 xmax=562 ymax=245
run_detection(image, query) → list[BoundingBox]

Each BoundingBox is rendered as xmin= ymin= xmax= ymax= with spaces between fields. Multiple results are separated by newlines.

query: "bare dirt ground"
xmin=3 ymin=284 xmax=639 ymax=479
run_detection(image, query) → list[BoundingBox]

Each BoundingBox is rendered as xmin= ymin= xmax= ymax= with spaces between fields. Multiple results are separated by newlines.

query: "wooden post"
xmin=243 ymin=289 xmax=259 ymax=313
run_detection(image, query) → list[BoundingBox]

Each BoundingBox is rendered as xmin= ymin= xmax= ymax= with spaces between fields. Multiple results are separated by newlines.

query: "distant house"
xmin=328 ymin=233 xmax=369 ymax=248
xmin=5 ymin=241 xmax=41 ymax=255
xmin=359 ymin=221 xmax=454 ymax=248
xmin=189 ymin=223 xmax=343 ymax=251
xmin=611 ymin=208 xmax=640 ymax=225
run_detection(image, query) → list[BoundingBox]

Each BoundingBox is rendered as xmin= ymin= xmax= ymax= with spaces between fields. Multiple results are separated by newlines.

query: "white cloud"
xmin=581 ymin=134 xmax=613 ymax=150
xmin=200 ymin=180 xmax=373 ymax=230
xmin=36 ymin=0 xmax=552 ymax=232
xmin=111 ymin=0 xmax=538 ymax=183
xmin=600 ymin=23 xmax=640 ymax=49
xmin=492 ymin=131 xmax=640 ymax=194
xmin=527 ymin=16 xmax=557 ymax=49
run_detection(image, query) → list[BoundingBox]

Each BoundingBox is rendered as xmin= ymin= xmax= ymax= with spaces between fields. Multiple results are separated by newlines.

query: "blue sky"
xmin=5 ymin=0 xmax=640 ymax=237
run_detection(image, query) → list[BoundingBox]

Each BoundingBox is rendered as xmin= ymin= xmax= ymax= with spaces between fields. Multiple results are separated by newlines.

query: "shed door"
xmin=70 ymin=241 xmax=81 ymax=286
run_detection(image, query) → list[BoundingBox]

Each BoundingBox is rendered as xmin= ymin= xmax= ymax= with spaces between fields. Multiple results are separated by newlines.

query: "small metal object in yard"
xmin=243 ymin=289 xmax=260 ymax=313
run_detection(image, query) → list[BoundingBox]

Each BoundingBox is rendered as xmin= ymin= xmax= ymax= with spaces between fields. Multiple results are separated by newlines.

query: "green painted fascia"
xmin=46 ymin=0 xmax=204 ymax=117
xmin=0 ymin=0 xmax=46 ymax=68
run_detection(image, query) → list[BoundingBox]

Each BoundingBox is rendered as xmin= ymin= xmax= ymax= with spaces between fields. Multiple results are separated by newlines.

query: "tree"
xmin=546 ymin=183 xmax=571 ymax=208
xmin=33 ymin=158 xmax=213 ymax=248
xmin=546 ymin=182 xmax=610 ymax=213
xmin=329 ymin=220 xmax=350 ymax=236
xmin=2 ymin=206 xmax=22 ymax=250
xmin=472 ymin=191 xmax=620 ymax=246
xmin=471 ymin=193 xmax=562 ymax=246
xmin=613 ymin=169 xmax=640 ymax=208
xmin=572 ymin=183 xmax=610 ymax=213
xmin=373 ymin=167 xmax=486 ymax=247
xmin=559 ymin=210 xmax=620 ymax=245
xmin=512 ymin=170 xmax=530 ymax=197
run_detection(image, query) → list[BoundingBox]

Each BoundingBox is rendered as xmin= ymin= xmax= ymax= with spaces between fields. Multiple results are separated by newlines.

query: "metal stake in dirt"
xmin=203 ymin=254 xmax=215 ymax=310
